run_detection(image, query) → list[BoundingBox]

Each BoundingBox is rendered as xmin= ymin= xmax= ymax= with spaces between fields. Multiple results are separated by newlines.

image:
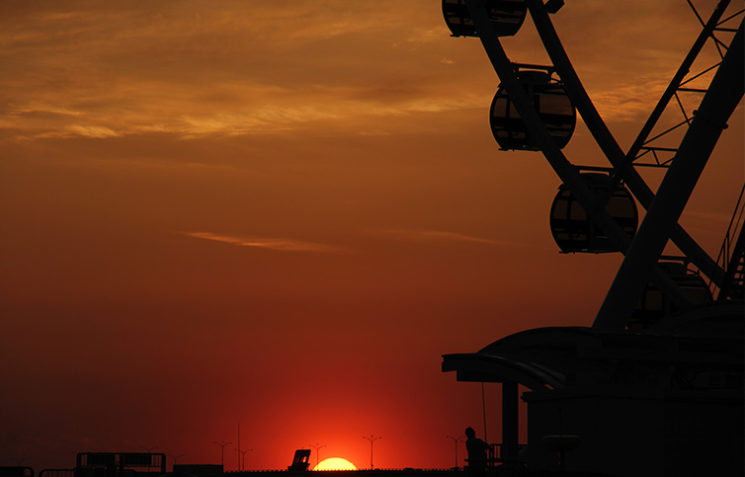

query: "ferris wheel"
xmin=441 ymin=0 xmax=744 ymax=330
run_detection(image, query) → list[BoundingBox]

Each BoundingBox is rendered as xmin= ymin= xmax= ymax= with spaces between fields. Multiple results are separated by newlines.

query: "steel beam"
xmin=594 ymin=23 xmax=744 ymax=329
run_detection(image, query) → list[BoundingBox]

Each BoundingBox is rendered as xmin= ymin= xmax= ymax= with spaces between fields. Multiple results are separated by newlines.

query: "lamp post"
xmin=169 ymin=454 xmax=184 ymax=471
xmin=310 ymin=443 xmax=326 ymax=469
xmin=362 ymin=435 xmax=382 ymax=470
xmin=446 ymin=435 xmax=464 ymax=469
xmin=213 ymin=441 xmax=232 ymax=468
xmin=240 ymin=449 xmax=253 ymax=471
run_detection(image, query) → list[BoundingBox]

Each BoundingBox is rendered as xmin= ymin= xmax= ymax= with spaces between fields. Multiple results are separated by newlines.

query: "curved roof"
xmin=442 ymin=318 xmax=744 ymax=390
xmin=441 ymin=351 xmax=564 ymax=390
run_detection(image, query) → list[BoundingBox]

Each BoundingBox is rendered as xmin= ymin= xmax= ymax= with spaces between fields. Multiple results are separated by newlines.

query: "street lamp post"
xmin=310 ymin=443 xmax=326 ymax=469
xmin=213 ymin=441 xmax=232 ymax=468
xmin=362 ymin=435 xmax=382 ymax=470
xmin=240 ymin=449 xmax=253 ymax=471
xmin=169 ymin=454 xmax=184 ymax=471
xmin=445 ymin=436 xmax=464 ymax=469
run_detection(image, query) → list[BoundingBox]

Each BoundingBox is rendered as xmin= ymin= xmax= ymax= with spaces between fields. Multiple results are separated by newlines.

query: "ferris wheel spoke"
xmin=718 ymin=8 xmax=745 ymax=26
xmin=525 ymin=0 xmax=725 ymax=288
xmin=524 ymin=0 xmax=622 ymax=170
xmin=624 ymin=0 xmax=732 ymax=165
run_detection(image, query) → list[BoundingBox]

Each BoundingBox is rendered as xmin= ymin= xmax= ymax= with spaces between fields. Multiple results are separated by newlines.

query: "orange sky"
xmin=1 ymin=0 xmax=742 ymax=471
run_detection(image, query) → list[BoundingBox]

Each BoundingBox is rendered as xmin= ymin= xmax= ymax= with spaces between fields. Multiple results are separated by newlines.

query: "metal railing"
xmin=710 ymin=183 xmax=745 ymax=299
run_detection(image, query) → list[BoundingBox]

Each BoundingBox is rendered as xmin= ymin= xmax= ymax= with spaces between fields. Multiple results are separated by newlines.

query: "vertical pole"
xmin=169 ymin=454 xmax=183 ymax=471
xmin=502 ymin=381 xmax=518 ymax=463
xmin=454 ymin=439 xmax=458 ymax=468
xmin=481 ymin=383 xmax=488 ymax=443
xmin=311 ymin=444 xmax=326 ymax=469
xmin=362 ymin=435 xmax=381 ymax=469
xmin=241 ymin=449 xmax=252 ymax=471
xmin=446 ymin=436 xmax=463 ymax=469
xmin=214 ymin=441 xmax=231 ymax=469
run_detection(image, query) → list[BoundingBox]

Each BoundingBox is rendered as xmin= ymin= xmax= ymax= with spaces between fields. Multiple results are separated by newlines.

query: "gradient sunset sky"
xmin=1 ymin=0 xmax=742 ymax=471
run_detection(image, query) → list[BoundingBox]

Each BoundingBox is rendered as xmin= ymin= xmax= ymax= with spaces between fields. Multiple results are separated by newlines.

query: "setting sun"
xmin=313 ymin=458 xmax=357 ymax=471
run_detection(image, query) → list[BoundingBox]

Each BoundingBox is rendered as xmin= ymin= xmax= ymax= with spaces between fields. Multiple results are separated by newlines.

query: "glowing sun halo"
xmin=313 ymin=457 xmax=357 ymax=471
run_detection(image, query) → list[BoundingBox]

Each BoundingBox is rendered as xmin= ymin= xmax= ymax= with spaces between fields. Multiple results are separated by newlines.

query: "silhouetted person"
xmin=465 ymin=427 xmax=489 ymax=477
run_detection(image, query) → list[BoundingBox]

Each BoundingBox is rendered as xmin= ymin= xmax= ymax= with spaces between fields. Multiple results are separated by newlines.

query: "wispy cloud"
xmin=3 ymin=83 xmax=486 ymax=140
xmin=376 ymin=228 xmax=520 ymax=247
xmin=588 ymin=77 xmax=671 ymax=122
xmin=1 ymin=0 xmax=728 ymax=142
xmin=183 ymin=231 xmax=344 ymax=253
xmin=0 ymin=1 xmax=487 ymax=141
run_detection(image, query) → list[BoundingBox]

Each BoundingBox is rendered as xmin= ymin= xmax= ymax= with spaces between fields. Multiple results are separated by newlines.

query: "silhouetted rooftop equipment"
xmin=74 ymin=453 xmax=165 ymax=477
xmin=442 ymin=0 xmax=526 ymax=38
xmin=38 ymin=469 xmax=72 ymax=477
xmin=287 ymin=450 xmax=310 ymax=471
xmin=172 ymin=465 xmax=222 ymax=477
xmin=0 ymin=468 xmax=33 ymax=477
xmin=630 ymin=260 xmax=713 ymax=329
xmin=490 ymin=70 xmax=576 ymax=150
xmin=549 ymin=173 xmax=638 ymax=253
